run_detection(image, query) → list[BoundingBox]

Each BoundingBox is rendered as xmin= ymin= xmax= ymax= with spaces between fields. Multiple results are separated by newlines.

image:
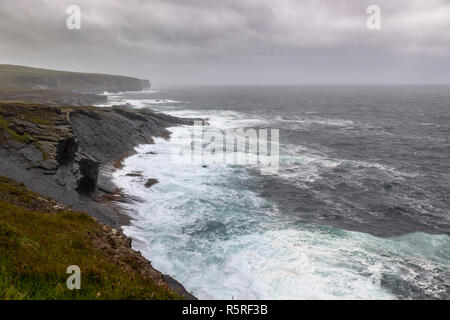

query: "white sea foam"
xmin=110 ymin=92 xmax=449 ymax=300
xmin=275 ymin=141 xmax=418 ymax=188
xmin=274 ymin=116 xmax=355 ymax=128
xmin=123 ymin=99 xmax=181 ymax=108
xmin=112 ymin=136 xmax=392 ymax=299
xmin=94 ymin=89 xmax=177 ymax=108
xmin=112 ymin=123 xmax=449 ymax=300
xmin=101 ymin=89 xmax=160 ymax=96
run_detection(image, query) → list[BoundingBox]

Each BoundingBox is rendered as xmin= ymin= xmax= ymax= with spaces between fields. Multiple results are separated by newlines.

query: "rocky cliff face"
xmin=0 ymin=65 xmax=151 ymax=94
xmin=0 ymin=103 xmax=199 ymax=224
xmin=0 ymin=87 xmax=107 ymax=106
xmin=0 ymin=102 xmax=200 ymax=299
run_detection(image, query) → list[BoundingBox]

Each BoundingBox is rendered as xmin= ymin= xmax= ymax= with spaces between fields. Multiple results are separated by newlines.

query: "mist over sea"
xmin=102 ymin=86 xmax=450 ymax=299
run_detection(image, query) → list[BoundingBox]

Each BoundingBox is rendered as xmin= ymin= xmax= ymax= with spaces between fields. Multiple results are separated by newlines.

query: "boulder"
xmin=144 ymin=178 xmax=159 ymax=188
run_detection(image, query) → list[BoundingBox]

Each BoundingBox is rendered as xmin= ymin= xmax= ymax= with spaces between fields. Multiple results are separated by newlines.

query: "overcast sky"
xmin=0 ymin=0 xmax=449 ymax=85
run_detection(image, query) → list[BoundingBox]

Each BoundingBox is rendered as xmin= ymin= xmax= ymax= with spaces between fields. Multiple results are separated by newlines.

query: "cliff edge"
xmin=0 ymin=102 xmax=200 ymax=299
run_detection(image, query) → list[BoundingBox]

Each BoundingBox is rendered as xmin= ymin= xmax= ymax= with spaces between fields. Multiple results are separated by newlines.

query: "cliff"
xmin=0 ymin=102 xmax=198 ymax=224
xmin=0 ymin=102 xmax=200 ymax=299
xmin=0 ymin=174 xmax=183 ymax=299
xmin=0 ymin=65 xmax=150 ymax=93
xmin=0 ymin=86 xmax=107 ymax=106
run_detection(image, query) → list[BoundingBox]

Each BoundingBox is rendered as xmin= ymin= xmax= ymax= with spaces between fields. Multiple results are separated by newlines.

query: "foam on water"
xmin=276 ymin=142 xmax=418 ymax=188
xmin=101 ymin=89 xmax=160 ymax=96
xmin=109 ymin=90 xmax=449 ymax=299
xmin=113 ymin=127 xmax=448 ymax=299
xmin=274 ymin=115 xmax=356 ymax=128
xmin=95 ymin=89 xmax=180 ymax=107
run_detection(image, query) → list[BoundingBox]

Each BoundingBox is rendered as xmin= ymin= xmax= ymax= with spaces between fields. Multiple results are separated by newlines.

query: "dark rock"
xmin=0 ymin=103 xmax=200 ymax=299
xmin=112 ymin=107 xmax=148 ymax=122
xmin=75 ymin=109 xmax=102 ymax=120
xmin=77 ymin=157 xmax=99 ymax=194
xmin=69 ymin=106 xmax=201 ymax=164
xmin=126 ymin=172 xmax=143 ymax=177
xmin=163 ymin=275 xmax=197 ymax=300
xmin=56 ymin=136 xmax=78 ymax=164
xmin=144 ymin=178 xmax=159 ymax=188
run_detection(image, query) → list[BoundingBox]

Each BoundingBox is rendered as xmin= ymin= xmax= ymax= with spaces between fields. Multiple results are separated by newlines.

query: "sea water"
xmin=104 ymin=86 xmax=449 ymax=299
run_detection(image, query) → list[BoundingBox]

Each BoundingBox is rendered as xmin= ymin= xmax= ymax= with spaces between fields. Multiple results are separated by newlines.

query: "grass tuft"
xmin=0 ymin=175 xmax=182 ymax=300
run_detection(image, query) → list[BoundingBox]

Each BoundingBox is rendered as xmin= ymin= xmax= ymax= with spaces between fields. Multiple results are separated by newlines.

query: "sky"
xmin=0 ymin=0 xmax=449 ymax=85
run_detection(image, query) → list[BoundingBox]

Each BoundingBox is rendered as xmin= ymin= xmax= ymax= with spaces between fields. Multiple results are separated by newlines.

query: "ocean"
xmin=101 ymin=86 xmax=449 ymax=299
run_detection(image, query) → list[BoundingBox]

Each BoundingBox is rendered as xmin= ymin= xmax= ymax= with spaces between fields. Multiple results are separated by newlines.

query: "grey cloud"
xmin=0 ymin=0 xmax=449 ymax=84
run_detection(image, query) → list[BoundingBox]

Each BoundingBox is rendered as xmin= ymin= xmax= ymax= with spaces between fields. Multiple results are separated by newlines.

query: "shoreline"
xmin=71 ymin=108 xmax=200 ymax=299
xmin=0 ymin=101 xmax=200 ymax=299
xmin=98 ymin=154 xmax=198 ymax=300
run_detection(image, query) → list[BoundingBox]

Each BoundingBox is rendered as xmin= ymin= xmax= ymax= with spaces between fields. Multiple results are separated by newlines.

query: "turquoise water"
xmin=107 ymin=87 xmax=450 ymax=299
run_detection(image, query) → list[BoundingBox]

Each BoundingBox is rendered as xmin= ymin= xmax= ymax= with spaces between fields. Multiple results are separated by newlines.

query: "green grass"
xmin=0 ymin=115 xmax=32 ymax=145
xmin=0 ymin=103 xmax=59 ymax=158
xmin=0 ymin=64 xmax=124 ymax=78
xmin=0 ymin=65 xmax=144 ymax=92
xmin=0 ymin=175 xmax=182 ymax=300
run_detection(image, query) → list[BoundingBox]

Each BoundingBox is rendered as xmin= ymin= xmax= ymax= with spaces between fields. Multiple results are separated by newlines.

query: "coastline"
xmin=70 ymin=106 xmax=201 ymax=299
xmin=0 ymin=101 xmax=200 ymax=299
xmin=99 ymin=151 xmax=199 ymax=300
xmin=2 ymin=86 xmax=450 ymax=299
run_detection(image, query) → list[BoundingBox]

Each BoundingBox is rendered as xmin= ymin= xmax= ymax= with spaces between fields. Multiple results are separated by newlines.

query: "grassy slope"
xmin=0 ymin=64 xmax=144 ymax=91
xmin=0 ymin=175 xmax=182 ymax=300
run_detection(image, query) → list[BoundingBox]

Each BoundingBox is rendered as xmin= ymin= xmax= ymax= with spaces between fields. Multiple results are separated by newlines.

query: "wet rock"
xmin=163 ymin=275 xmax=197 ymax=300
xmin=144 ymin=178 xmax=159 ymax=188
xmin=126 ymin=172 xmax=143 ymax=177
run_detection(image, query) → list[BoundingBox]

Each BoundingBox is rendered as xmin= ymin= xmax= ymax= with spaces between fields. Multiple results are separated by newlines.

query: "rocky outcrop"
xmin=76 ymin=156 xmax=100 ymax=194
xmin=0 ymin=102 xmax=202 ymax=299
xmin=95 ymin=224 xmax=196 ymax=300
xmin=69 ymin=106 xmax=198 ymax=164
xmin=144 ymin=178 xmax=159 ymax=188
xmin=56 ymin=136 xmax=78 ymax=164
xmin=0 ymin=102 xmax=200 ymax=224
xmin=0 ymin=173 xmax=194 ymax=299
